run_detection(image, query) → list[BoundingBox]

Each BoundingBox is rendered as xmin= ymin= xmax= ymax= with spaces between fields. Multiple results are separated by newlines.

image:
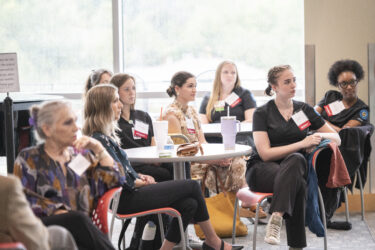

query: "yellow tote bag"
xmin=194 ymin=191 xmax=248 ymax=239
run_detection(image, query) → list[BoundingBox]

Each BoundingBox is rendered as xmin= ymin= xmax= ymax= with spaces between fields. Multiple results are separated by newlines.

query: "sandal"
xmin=202 ymin=240 xmax=224 ymax=250
xmin=202 ymin=240 xmax=244 ymax=250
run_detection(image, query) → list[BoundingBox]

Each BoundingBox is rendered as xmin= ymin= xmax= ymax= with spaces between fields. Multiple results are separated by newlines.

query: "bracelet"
xmin=95 ymin=149 xmax=107 ymax=161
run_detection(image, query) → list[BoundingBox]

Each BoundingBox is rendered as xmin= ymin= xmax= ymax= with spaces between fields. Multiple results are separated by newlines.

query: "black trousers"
xmin=132 ymin=163 xmax=173 ymax=182
xmin=41 ymin=211 xmax=115 ymax=250
xmin=246 ymin=153 xmax=308 ymax=248
xmin=117 ymin=179 xmax=209 ymax=243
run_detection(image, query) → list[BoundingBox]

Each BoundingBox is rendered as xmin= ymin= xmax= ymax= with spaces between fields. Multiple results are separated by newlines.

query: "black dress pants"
xmin=132 ymin=163 xmax=173 ymax=182
xmin=117 ymin=179 xmax=209 ymax=243
xmin=246 ymin=153 xmax=308 ymax=248
xmin=41 ymin=211 xmax=115 ymax=250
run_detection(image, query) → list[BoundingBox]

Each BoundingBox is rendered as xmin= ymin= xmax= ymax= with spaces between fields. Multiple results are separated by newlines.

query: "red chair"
xmin=92 ymin=187 xmax=187 ymax=249
xmin=0 ymin=242 xmax=26 ymax=250
xmin=92 ymin=187 xmax=121 ymax=237
xmin=232 ymin=188 xmax=272 ymax=250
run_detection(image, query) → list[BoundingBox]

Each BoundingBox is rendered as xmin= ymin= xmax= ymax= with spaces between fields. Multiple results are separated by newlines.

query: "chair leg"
xmin=253 ymin=203 xmax=260 ymax=250
xmin=176 ymin=216 xmax=186 ymax=250
xmin=357 ymin=169 xmax=365 ymax=220
xmin=121 ymin=220 xmax=126 ymax=250
xmin=317 ymin=187 xmax=327 ymax=250
xmin=157 ymin=214 xmax=165 ymax=243
xmin=343 ymin=187 xmax=350 ymax=223
xmin=232 ymin=197 xmax=239 ymax=244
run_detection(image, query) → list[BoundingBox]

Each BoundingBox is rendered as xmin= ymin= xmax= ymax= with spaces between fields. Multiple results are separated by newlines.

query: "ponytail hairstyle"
xmin=29 ymin=100 xmax=71 ymax=142
xmin=166 ymin=71 xmax=195 ymax=97
xmin=265 ymin=65 xmax=292 ymax=96
xmin=84 ymin=69 xmax=113 ymax=96
xmin=205 ymin=60 xmax=241 ymax=122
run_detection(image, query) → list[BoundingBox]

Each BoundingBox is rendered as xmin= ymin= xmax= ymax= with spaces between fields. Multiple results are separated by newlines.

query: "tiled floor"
xmin=111 ymin=212 xmax=375 ymax=250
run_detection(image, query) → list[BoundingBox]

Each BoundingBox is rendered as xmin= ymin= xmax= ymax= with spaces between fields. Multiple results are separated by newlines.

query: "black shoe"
xmin=327 ymin=220 xmax=352 ymax=230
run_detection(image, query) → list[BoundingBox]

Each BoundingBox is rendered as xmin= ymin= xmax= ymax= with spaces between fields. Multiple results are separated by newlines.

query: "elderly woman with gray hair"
xmin=13 ymin=100 xmax=123 ymax=250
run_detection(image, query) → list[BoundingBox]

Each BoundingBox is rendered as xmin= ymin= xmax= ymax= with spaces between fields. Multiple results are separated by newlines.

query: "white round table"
xmin=125 ymin=143 xmax=252 ymax=181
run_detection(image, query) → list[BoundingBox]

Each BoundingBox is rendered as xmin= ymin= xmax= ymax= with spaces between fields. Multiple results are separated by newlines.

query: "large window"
xmin=0 ymin=0 xmax=113 ymax=93
xmin=122 ymin=0 xmax=305 ymax=113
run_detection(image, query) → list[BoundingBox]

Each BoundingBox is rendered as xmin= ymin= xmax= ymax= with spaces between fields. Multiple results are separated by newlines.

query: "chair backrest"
xmin=92 ymin=187 xmax=122 ymax=235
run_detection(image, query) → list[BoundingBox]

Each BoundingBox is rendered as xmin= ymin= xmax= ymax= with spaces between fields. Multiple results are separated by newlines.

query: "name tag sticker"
xmin=292 ymin=110 xmax=311 ymax=131
xmin=324 ymin=101 xmax=345 ymax=117
xmin=134 ymin=120 xmax=149 ymax=139
xmin=68 ymin=154 xmax=91 ymax=176
xmin=214 ymin=100 xmax=225 ymax=111
xmin=186 ymin=118 xmax=196 ymax=134
xmin=225 ymin=92 xmax=242 ymax=108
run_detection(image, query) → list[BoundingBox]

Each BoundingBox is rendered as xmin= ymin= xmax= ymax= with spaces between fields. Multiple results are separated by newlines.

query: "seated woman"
xmin=82 ymin=84 xmax=234 ymax=250
xmin=13 ymin=100 xmax=123 ymax=250
xmin=246 ymin=65 xmax=341 ymax=249
xmin=315 ymin=59 xmax=371 ymax=229
xmin=110 ymin=73 xmax=173 ymax=182
xmin=0 ymin=175 xmax=78 ymax=250
xmin=162 ymin=71 xmax=264 ymax=218
xmin=315 ymin=59 xmax=368 ymax=131
xmin=110 ymin=73 xmax=173 ymax=249
xmin=199 ymin=60 xmax=256 ymax=124
xmin=199 ymin=61 xmax=256 ymax=145
xmin=84 ymin=68 xmax=113 ymax=96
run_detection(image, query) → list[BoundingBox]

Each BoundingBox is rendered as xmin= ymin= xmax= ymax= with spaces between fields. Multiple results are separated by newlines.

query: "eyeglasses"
xmin=338 ymin=79 xmax=358 ymax=88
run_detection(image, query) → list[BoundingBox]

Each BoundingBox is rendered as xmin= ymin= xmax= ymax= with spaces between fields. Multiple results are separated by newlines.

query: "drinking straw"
xmin=160 ymin=107 xmax=163 ymax=121
xmin=227 ymin=105 xmax=230 ymax=116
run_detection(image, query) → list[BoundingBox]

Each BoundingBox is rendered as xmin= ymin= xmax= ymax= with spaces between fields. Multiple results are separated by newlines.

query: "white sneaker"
xmin=264 ymin=213 xmax=282 ymax=245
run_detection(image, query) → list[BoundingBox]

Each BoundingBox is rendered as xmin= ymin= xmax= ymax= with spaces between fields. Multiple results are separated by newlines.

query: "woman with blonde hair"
xmin=199 ymin=61 xmax=256 ymax=124
xmin=83 ymin=84 xmax=235 ymax=250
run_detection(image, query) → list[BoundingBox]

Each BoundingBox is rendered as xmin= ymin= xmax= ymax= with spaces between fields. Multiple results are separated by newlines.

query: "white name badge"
xmin=132 ymin=128 xmax=141 ymax=140
xmin=291 ymin=110 xmax=311 ymax=131
xmin=186 ymin=118 xmax=196 ymax=134
xmin=214 ymin=100 xmax=225 ymax=111
xmin=68 ymin=154 xmax=91 ymax=176
xmin=133 ymin=120 xmax=149 ymax=139
xmin=324 ymin=101 xmax=345 ymax=117
xmin=225 ymin=92 xmax=242 ymax=108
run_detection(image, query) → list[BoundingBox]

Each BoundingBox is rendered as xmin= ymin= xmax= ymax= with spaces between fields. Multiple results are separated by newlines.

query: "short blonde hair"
xmin=82 ymin=84 xmax=120 ymax=142
xmin=30 ymin=100 xmax=71 ymax=141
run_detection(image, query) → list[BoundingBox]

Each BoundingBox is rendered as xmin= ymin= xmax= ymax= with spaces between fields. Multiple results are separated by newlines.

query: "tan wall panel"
xmin=304 ymin=0 xmax=375 ymax=104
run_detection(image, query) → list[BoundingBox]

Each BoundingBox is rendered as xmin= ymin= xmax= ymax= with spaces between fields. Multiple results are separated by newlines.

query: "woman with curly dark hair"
xmin=315 ymin=59 xmax=369 ymax=131
xmin=315 ymin=59 xmax=371 ymax=230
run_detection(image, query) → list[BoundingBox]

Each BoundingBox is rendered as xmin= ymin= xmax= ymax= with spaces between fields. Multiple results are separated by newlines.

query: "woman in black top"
xmin=199 ymin=60 xmax=256 ymax=124
xmin=83 ymin=84 xmax=234 ymax=250
xmin=110 ymin=73 xmax=173 ymax=182
xmin=315 ymin=60 xmax=371 ymax=230
xmin=315 ymin=59 xmax=369 ymax=131
xmin=247 ymin=65 xmax=340 ymax=249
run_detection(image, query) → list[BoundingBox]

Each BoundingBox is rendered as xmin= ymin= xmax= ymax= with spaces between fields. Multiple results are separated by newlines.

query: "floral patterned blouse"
xmin=163 ymin=100 xmax=201 ymax=143
xmin=13 ymin=144 xmax=125 ymax=218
